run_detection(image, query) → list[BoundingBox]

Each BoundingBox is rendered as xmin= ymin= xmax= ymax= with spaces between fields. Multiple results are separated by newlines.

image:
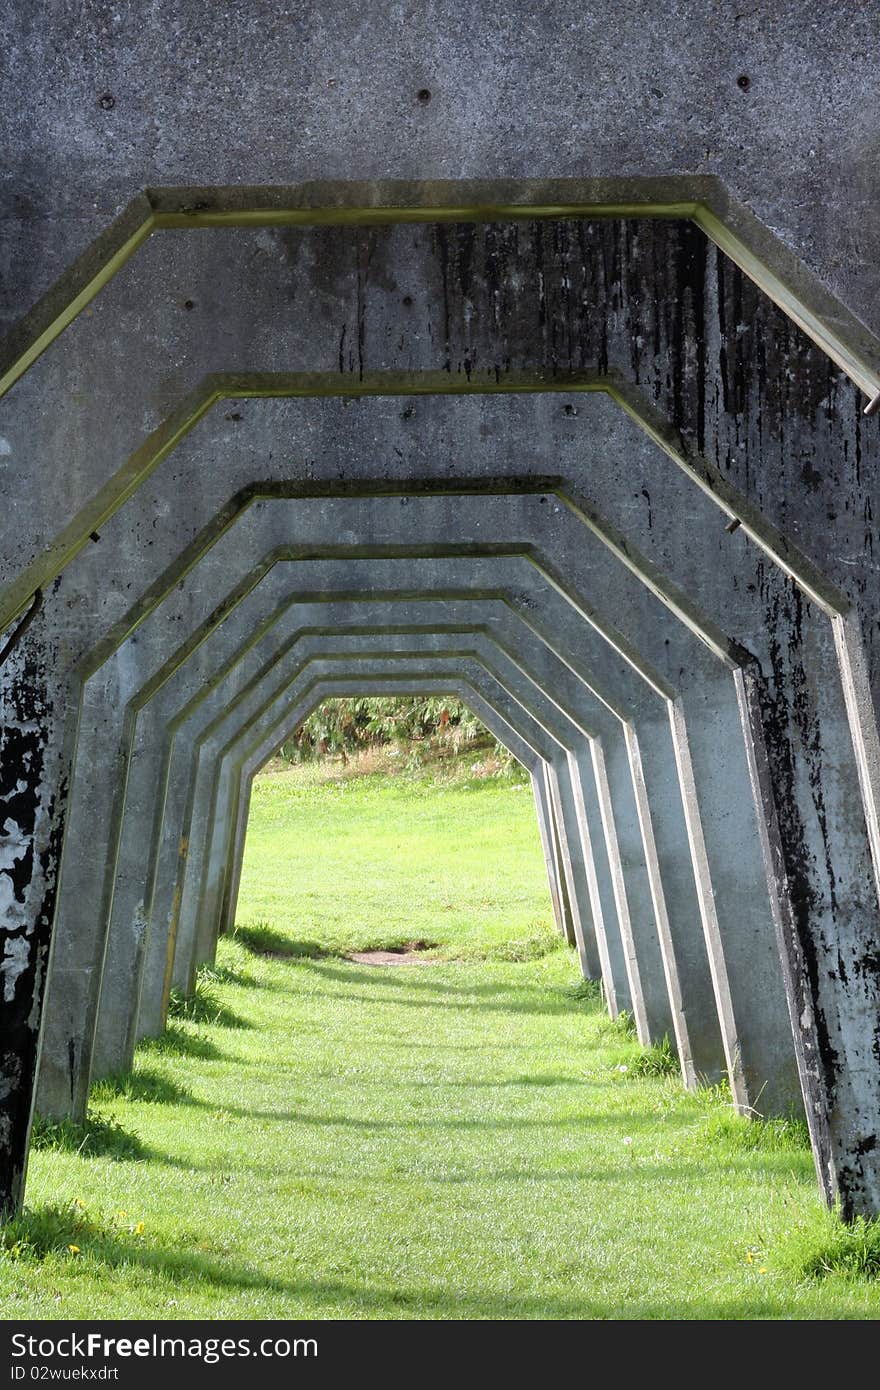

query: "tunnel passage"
xmin=2 ymin=191 xmax=880 ymax=1223
xmin=230 ymin=696 xmax=562 ymax=971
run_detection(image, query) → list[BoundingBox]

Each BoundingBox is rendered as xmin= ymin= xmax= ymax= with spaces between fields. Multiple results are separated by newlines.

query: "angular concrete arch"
xmin=56 ymin=478 xmax=828 ymax=1084
xmin=9 ymin=374 xmax=878 ymax=1165
xmin=2 ymin=177 xmax=877 ymax=422
xmin=20 ymin=461 xmax=867 ymax=1200
xmin=3 ymin=455 xmax=867 ymax=1217
xmin=92 ymin=655 xmax=595 ymax=1063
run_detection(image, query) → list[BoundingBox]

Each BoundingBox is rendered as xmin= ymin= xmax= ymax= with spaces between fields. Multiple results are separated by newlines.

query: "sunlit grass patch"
xmin=774 ymin=1208 xmax=880 ymax=1281
xmin=687 ymin=1095 xmax=812 ymax=1157
xmin=438 ymin=921 xmax=563 ymax=964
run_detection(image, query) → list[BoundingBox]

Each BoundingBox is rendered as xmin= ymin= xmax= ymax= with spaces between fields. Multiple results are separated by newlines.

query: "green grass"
xmin=5 ymin=755 xmax=880 ymax=1318
xmin=234 ymin=756 xmax=551 ymax=957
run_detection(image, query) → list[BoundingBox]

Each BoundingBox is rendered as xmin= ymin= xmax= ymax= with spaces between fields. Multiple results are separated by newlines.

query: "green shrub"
xmin=277 ymin=696 xmax=507 ymax=764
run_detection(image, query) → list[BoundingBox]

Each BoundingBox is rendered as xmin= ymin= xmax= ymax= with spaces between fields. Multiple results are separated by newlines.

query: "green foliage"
xmin=0 ymin=1198 xmax=150 ymax=1266
xmin=0 ymin=1201 xmax=105 ymax=1262
xmin=565 ymin=978 xmax=604 ymax=1006
xmin=687 ymin=1099 xmax=811 ymax=1157
xmin=596 ymin=1008 xmax=638 ymax=1040
xmin=277 ymin=696 xmax=506 ymax=765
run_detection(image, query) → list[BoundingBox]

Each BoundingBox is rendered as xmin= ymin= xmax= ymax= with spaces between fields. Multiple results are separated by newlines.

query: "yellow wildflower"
xmin=67 ymin=1245 xmax=80 ymax=1255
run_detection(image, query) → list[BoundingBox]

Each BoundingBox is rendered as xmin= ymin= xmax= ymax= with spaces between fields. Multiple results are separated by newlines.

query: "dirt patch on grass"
xmin=347 ymin=941 xmax=440 ymax=967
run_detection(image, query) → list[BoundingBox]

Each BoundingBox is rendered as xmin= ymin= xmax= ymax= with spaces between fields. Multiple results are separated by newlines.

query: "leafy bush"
xmin=277 ymin=696 xmax=508 ymax=764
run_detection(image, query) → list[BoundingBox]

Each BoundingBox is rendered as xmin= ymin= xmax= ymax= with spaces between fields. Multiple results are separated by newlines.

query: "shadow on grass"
xmin=0 ymin=1201 xmax=112 ymax=1260
xmin=91 ymin=1068 xmax=201 ymax=1108
xmin=29 ymin=1111 xmax=146 ymax=1161
xmin=294 ymin=960 xmax=607 ymax=1020
xmin=231 ymin=921 xmax=566 ymax=969
xmin=167 ymin=981 xmax=251 ymax=1031
xmin=201 ymin=961 xmax=259 ymax=989
xmin=232 ymin=922 xmax=337 ymax=960
xmin=140 ymin=1024 xmax=225 ymax=1062
xmin=215 ymin=1101 xmax=667 ymax=1133
xmin=0 ymin=1204 xmax=841 ymax=1316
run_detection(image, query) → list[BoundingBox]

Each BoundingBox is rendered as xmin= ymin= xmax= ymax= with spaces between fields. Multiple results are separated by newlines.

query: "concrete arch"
xmin=2 ymin=179 xmax=877 ymax=408
xmin=129 ymin=599 xmax=724 ymax=1070
xmin=22 ymin=464 xmax=873 ymax=1206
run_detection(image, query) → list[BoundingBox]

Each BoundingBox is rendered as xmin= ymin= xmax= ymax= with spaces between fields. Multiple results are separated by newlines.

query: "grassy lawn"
xmin=3 ymin=753 xmax=880 ymax=1319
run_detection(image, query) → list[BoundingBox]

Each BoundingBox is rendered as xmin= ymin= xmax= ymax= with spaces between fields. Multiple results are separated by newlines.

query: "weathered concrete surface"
xmin=1 ymin=3 xmax=878 ymax=350
xmin=531 ymin=768 xmax=574 ymax=942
